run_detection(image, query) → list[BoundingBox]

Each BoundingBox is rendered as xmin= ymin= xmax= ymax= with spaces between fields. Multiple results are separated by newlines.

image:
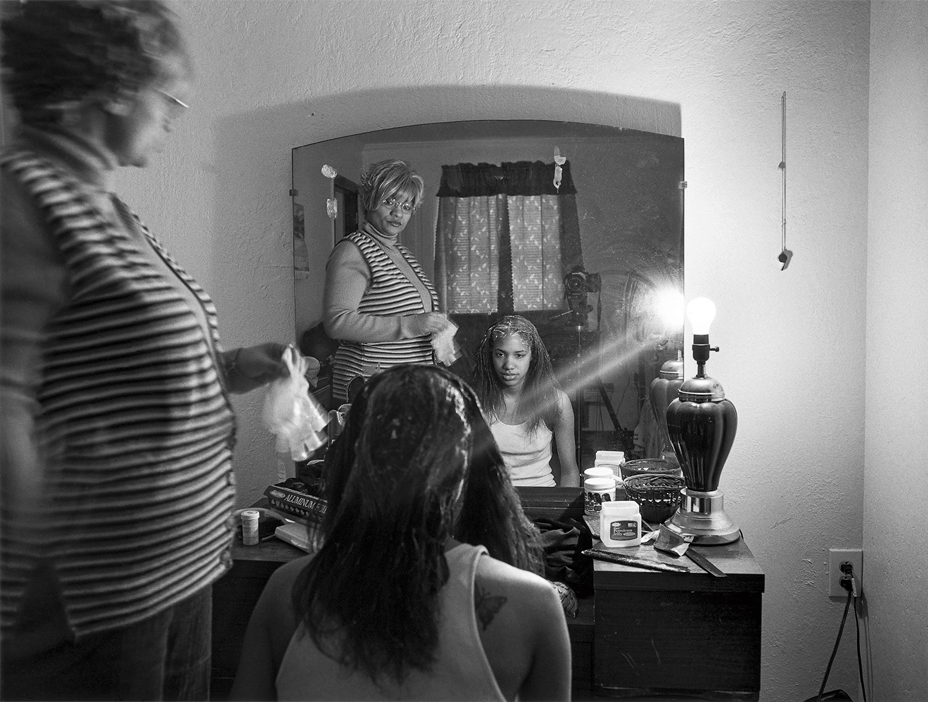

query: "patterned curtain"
xmin=508 ymin=195 xmax=563 ymax=311
xmin=434 ymin=160 xmax=583 ymax=315
xmin=434 ymin=193 xmax=503 ymax=314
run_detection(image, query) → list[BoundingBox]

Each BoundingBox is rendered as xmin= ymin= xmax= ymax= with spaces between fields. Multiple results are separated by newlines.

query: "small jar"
xmin=241 ymin=510 xmax=260 ymax=546
xmin=583 ymin=466 xmax=615 ymax=481
xmin=600 ymin=501 xmax=641 ymax=548
xmin=584 ymin=476 xmax=616 ymax=515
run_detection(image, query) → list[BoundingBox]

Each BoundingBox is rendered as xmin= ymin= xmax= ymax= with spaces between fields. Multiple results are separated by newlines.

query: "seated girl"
xmin=231 ymin=365 xmax=570 ymax=701
xmin=472 ymin=316 xmax=581 ymax=488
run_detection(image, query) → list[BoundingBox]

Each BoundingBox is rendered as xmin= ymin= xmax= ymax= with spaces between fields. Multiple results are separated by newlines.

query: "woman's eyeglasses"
xmin=381 ymin=197 xmax=413 ymax=213
xmin=157 ymin=89 xmax=189 ymax=116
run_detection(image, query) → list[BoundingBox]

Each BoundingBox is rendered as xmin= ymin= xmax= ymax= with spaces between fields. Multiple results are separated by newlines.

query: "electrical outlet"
xmin=828 ymin=548 xmax=863 ymax=598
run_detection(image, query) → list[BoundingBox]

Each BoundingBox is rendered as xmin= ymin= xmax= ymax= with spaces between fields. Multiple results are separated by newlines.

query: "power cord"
xmin=806 ymin=562 xmax=867 ymax=702
xmin=854 ymin=591 xmax=868 ymax=702
xmin=814 ymin=587 xmax=853 ymax=702
xmin=842 ymin=563 xmax=868 ymax=702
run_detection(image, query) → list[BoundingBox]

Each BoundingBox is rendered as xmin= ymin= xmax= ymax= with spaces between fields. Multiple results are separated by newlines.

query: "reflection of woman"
xmin=323 ymin=159 xmax=452 ymax=402
xmin=473 ymin=316 xmax=581 ymax=487
xmin=231 ymin=365 xmax=570 ymax=701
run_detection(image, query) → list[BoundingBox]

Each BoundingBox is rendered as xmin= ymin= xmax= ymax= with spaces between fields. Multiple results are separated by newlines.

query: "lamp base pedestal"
xmin=665 ymin=489 xmax=741 ymax=545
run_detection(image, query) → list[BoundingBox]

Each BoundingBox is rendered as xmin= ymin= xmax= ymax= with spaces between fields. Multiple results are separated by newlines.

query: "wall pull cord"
xmin=778 ymin=91 xmax=793 ymax=270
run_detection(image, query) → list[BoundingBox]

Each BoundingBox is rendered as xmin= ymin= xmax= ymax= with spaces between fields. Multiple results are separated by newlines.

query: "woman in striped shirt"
xmin=322 ymin=159 xmax=455 ymax=403
xmin=0 ymin=2 xmax=287 ymax=699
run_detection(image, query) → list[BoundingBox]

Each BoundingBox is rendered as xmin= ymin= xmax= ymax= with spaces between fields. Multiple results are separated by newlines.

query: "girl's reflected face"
xmin=492 ymin=334 xmax=531 ymax=391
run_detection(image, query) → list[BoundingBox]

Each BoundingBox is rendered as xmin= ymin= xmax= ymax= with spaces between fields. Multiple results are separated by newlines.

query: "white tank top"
xmin=489 ymin=418 xmax=556 ymax=487
xmin=275 ymin=544 xmax=505 ymax=701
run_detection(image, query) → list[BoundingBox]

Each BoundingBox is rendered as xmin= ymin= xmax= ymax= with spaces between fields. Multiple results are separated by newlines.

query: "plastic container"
xmin=594 ymin=450 xmax=626 ymax=481
xmin=583 ymin=466 xmax=615 ymax=481
xmin=599 ymin=501 xmax=642 ymax=548
xmin=584 ymin=476 xmax=616 ymax=515
xmin=241 ymin=509 xmax=260 ymax=546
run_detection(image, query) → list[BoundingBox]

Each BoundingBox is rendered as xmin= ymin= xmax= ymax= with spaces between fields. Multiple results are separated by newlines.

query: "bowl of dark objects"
xmin=619 ymin=458 xmax=682 ymax=481
xmin=622 ymin=474 xmax=686 ymax=524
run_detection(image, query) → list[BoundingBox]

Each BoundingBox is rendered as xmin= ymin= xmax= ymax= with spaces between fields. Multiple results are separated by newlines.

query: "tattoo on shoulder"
xmin=474 ymin=583 xmax=507 ymax=630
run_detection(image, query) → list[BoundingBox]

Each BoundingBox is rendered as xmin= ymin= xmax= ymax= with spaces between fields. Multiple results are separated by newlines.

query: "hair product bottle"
xmin=600 ymin=501 xmax=642 ymax=548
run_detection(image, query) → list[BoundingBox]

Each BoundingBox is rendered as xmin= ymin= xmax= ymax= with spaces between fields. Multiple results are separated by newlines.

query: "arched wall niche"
xmin=281 ymin=85 xmax=682 ymax=146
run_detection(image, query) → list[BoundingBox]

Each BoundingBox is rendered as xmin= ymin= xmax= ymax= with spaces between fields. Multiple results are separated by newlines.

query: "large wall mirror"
xmin=292 ymin=121 xmax=683 ymax=467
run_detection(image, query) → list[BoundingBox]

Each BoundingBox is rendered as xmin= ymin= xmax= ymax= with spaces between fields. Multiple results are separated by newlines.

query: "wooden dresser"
xmin=211 ymin=488 xmax=763 ymax=700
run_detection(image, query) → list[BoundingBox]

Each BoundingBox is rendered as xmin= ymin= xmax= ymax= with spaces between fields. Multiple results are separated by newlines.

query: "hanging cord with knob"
xmin=778 ymin=91 xmax=793 ymax=270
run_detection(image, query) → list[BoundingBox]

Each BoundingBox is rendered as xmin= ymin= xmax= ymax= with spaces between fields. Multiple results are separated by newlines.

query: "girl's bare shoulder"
xmin=261 ymin=554 xmax=314 ymax=603
xmin=474 ymin=553 xmax=560 ymax=609
xmin=554 ymin=389 xmax=574 ymax=414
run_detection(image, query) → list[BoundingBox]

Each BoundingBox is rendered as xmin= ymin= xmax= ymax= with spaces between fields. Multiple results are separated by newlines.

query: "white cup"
xmin=241 ymin=509 xmax=260 ymax=546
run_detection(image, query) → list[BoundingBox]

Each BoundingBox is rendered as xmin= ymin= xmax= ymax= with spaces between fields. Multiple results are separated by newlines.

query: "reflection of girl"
xmin=322 ymin=159 xmax=453 ymax=403
xmin=473 ymin=316 xmax=581 ymax=487
xmin=231 ymin=366 xmax=570 ymax=701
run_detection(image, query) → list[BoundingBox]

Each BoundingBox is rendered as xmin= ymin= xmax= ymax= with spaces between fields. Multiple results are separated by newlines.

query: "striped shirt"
xmin=0 ymin=146 xmax=236 ymax=638
xmin=331 ymin=230 xmax=439 ymax=401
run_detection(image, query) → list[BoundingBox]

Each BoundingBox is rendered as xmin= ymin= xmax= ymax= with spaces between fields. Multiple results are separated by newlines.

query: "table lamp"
xmin=664 ymin=297 xmax=740 ymax=545
xmin=649 ymin=349 xmax=684 ymax=468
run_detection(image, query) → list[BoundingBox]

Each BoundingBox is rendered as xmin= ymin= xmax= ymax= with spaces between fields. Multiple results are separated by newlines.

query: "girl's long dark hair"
xmin=472 ymin=315 xmax=562 ymax=435
xmin=293 ymin=365 xmax=541 ymax=687
xmin=454 ymin=412 xmax=545 ymax=576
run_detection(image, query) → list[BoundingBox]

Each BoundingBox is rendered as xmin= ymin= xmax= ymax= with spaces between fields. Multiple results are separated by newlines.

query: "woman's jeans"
xmin=1 ymin=580 xmax=213 ymax=701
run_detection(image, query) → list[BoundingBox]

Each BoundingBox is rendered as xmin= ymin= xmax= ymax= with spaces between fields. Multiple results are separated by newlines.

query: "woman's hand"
xmin=224 ymin=343 xmax=290 ymax=393
xmin=416 ymin=312 xmax=453 ymax=335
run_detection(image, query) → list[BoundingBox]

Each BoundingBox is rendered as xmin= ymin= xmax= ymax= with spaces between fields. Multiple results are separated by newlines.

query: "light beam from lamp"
xmin=664 ymin=297 xmax=740 ymax=545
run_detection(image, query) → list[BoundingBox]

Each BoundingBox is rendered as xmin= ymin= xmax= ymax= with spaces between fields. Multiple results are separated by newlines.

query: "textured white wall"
xmin=112 ymin=1 xmax=884 ymax=699
xmin=866 ymin=3 xmax=928 ymax=702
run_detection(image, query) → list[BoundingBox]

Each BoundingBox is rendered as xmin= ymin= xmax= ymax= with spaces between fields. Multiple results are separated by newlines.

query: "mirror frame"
xmin=292 ymin=120 xmax=684 ymax=467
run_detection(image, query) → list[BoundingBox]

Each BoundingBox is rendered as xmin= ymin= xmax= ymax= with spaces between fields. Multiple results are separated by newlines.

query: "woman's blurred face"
xmin=366 ymin=192 xmax=413 ymax=238
xmin=106 ymin=57 xmax=191 ymax=168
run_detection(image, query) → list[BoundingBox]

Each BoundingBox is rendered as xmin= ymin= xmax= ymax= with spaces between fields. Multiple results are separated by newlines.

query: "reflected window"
xmin=434 ymin=160 xmax=583 ymax=314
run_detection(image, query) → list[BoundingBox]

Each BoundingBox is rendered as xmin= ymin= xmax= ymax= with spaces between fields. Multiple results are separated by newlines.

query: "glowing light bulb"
xmin=686 ymin=297 xmax=716 ymax=335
